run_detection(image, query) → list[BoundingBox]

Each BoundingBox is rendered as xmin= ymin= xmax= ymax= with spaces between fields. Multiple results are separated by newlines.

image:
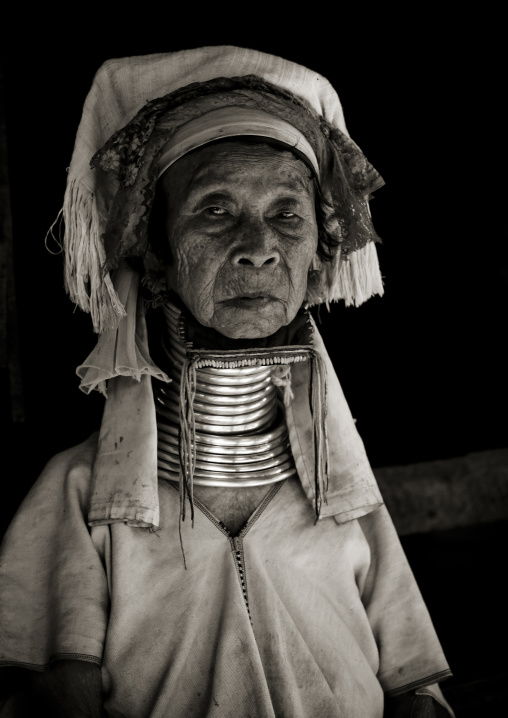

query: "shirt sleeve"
xmin=385 ymin=683 xmax=455 ymax=717
xmin=357 ymin=505 xmax=452 ymax=695
xmin=0 ymin=434 xmax=109 ymax=671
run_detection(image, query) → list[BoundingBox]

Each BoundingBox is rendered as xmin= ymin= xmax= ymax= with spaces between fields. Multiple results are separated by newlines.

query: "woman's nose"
xmin=230 ymin=223 xmax=280 ymax=268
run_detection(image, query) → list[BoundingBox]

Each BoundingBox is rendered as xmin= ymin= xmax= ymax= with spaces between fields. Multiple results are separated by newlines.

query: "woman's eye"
xmin=276 ymin=211 xmax=301 ymax=222
xmin=206 ymin=206 xmax=228 ymax=216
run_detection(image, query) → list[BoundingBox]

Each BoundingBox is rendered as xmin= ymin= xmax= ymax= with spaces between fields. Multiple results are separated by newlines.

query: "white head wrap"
xmin=62 ymin=45 xmax=383 ymax=338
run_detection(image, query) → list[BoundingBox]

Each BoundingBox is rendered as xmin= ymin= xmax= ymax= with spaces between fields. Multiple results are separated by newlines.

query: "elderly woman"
xmin=0 ymin=47 xmax=454 ymax=717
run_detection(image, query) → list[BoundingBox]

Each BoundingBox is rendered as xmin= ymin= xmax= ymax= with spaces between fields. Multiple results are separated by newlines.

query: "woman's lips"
xmin=222 ymin=296 xmax=276 ymax=309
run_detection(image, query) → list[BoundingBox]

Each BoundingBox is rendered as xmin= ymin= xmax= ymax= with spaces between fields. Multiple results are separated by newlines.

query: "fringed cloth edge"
xmin=62 ymin=176 xmax=126 ymax=334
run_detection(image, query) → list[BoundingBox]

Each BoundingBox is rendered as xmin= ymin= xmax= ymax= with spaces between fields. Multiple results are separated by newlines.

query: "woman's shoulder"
xmin=42 ymin=431 xmax=100 ymax=483
xmin=1 ymin=432 xmax=102 ymax=557
xmin=19 ymin=431 xmax=101 ymax=516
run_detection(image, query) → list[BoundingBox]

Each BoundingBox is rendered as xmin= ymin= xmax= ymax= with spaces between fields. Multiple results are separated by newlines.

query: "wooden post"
xmin=375 ymin=449 xmax=508 ymax=534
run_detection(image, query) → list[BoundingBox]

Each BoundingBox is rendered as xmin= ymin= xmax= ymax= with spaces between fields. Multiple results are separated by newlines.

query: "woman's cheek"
xmin=181 ymin=256 xmax=222 ymax=323
xmin=172 ymin=236 xmax=211 ymax=287
xmin=285 ymin=243 xmax=315 ymax=293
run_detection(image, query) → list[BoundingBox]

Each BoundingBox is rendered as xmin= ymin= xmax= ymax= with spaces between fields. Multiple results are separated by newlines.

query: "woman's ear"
xmin=309 ymin=253 xmax=321 ymax=274
xmin=140 ymin=244 xmax=170 ymax=307
xmin=305 ymin=252 xmax=323 ymax=305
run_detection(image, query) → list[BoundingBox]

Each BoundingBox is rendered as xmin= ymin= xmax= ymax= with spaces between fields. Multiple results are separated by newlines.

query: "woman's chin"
xmin=215 ymin=322 xmax=281 ymax=340
xmin=210 ymin=304 xmax=287 ymax=340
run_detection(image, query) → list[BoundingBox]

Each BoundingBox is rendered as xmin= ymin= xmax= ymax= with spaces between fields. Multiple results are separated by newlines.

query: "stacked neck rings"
xmin=154 ymin=303 xmax=297 ymax=488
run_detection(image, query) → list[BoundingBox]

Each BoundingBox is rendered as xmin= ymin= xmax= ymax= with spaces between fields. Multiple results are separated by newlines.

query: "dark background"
xmin=1 ymin=9 xmax=506 ymax=714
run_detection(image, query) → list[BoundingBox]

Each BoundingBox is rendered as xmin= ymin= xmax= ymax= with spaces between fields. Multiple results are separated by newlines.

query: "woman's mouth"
xmin=225 ymin=296 xmax=275 ymax=309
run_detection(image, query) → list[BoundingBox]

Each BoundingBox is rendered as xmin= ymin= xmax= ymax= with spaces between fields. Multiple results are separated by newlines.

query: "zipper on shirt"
xmin=185 ymin=481 xmax=286 ymax=623
xmin=228 ymin=481 xmax=286 ymax=623
xmin=230 ymin=536 xmax=252 ymax=623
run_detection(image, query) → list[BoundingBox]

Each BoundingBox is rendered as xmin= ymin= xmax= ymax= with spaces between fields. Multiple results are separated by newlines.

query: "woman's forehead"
xmin=162 ymin=141 xmax=315 ymax=201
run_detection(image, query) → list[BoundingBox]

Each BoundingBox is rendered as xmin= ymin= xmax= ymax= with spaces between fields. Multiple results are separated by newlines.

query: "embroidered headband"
xmin=156 ymin=107 xmax=320 ymax=178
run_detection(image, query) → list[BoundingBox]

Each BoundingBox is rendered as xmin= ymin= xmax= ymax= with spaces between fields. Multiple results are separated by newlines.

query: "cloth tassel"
xmin=272 ymin=365 xmax=294 ymax=404
xmin=309 ymin=351 xmax=329 ymax=520
xmin=62 ymin=176 xmax=127 ymax=333
xmin=306 ymin=241 xmax=384 ymax=309
xmin=332 ymin=241 xmax=384 ymax=308
xmin=178 ymin=357 xmax=198 ymax=526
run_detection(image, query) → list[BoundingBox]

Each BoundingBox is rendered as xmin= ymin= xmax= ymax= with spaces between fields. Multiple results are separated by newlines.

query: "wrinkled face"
xmin=161 ymin=141 xmax=319 ymax=339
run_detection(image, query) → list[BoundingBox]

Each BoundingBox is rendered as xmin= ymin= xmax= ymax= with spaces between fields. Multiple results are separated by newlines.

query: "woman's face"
xmin=161 ymin=141 xmax=319 ymax=339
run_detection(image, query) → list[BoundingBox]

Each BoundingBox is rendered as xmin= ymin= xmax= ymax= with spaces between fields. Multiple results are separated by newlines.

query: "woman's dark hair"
xmin=147 ymin=137 xmax=339 ymax=265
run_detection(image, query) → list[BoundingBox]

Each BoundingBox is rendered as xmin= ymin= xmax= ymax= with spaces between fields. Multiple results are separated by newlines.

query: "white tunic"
xmin=0 ymin=434 xmax=451 ymax=717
